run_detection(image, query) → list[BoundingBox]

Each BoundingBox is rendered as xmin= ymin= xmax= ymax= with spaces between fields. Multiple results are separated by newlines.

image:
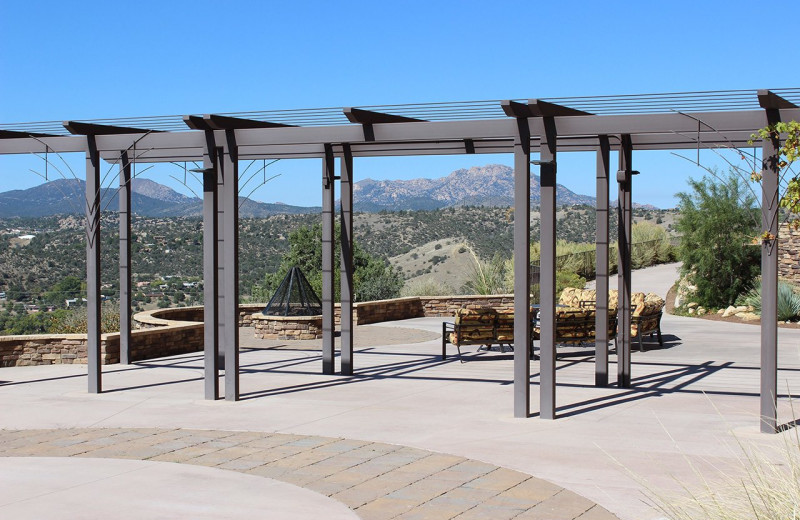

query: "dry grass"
xmin=645 ymin=403 xmax=800 ymax=520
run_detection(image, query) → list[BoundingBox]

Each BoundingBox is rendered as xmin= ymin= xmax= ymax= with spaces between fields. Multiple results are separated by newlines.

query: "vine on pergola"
xmin=750 ymin=121 xmax=800 ymax=238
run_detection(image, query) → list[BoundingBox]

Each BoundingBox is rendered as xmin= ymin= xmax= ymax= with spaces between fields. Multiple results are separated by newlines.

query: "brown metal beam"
xmin=758 ymin=90 xmax=799 ymax=110
xmin=184 ymin=114 xmax=297 ymax=131
xmin=0 ymin=129 xmax=58 ymax=139
xmin=343 ymin=108 xmax=425 ymax=124
xmin=64 ymin=121 xmax=159 ymax=135
xmin=528 ymin=99 xmax=592 ymax=117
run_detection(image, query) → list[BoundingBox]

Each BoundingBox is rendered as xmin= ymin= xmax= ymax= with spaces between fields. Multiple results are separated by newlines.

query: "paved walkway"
xmin=0 ymin=428 xmax=615 ymax=520
xmin=2 ymin=263 xmax=800 ymax=519
xmin=0 ymin=456 xmax=357 ymax=520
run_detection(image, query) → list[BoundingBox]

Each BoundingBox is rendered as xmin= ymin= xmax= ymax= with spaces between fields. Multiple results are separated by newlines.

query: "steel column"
xmin=118 ymin=150 xmax=132 ymax=365
xmin=322 ymin=144 xmax=336 ymax=375
xmin=217 ymin=145 xmax=226 ymax=368
xmin=595 ymin=136 xmax=610 ymax=386
xmin=617 ymin=135 xmax=633 ymax=388
xmin=512 ymin=118 xmax=531 ymax=418
xmin=85 ymin=137 xmax=102 ymax=393
xmin=340 ymin=144 xmax=354 ymax=375
xmin=539 ymin=117 xmax=558 ymax=419
xmin=222 ymin=131 xmax=239 ymax=400
xmin=202 ymin=133 xmax=220 ymax=400
xmin=760 ymin=110 xmax=781 ymax=433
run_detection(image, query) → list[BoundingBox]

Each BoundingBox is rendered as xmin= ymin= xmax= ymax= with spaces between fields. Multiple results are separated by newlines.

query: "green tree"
xmin=44 ymin=276 xmax=83 ymax=306
xmin=675 ymin=172 xmax=760 ymax=308
xmin=266 ymin=222 xmax=402 ymax=302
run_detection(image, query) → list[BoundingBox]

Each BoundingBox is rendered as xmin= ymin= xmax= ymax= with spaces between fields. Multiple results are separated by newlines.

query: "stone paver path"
xmin=0 ymin=428 xmax=617 ymax=520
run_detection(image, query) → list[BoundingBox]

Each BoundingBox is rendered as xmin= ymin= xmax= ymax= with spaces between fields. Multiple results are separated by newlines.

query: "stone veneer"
xmin=251 ymin=315 xmax=323 ymax=340
xmin=1 ymin=296 xmax=517 ymax=364
xmin=780 ymin=222 xmax=800 ymax=284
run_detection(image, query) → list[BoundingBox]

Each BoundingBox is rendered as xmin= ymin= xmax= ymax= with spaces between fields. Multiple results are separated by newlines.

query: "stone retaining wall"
xmin=0 ymin=335 xmax=91 ymax=366
xmin=352 ymin=297 xmax=425 ymax=325
xmin=133 ymin=304 xmax=265 ymax=329
xmin=418 ymin=295 xmax=514 ymax=317
xmin=0 ymin=296 xmax=517 ymax=364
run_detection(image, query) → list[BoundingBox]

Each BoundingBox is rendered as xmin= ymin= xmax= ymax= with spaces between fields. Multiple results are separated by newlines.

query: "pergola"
xmin=1 ymin=89 xmax=798 ymax=433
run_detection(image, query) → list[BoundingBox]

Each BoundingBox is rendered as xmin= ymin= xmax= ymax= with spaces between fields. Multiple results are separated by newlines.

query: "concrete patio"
xmin=2 ymin=263 xmax=800 ymax=519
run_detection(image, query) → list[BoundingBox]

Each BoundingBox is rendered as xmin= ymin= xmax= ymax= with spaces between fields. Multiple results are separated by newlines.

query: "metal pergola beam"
xmin=64 ymin=121 xmax=159 ymax=136
xmin=3 ymin=109 xmax=799 ymax=157
xmin=343 ymin=108 xmax=426 ymax=124
xmin=757 ymin=90 xmax=799 ymax=110
xmin=87 ymin=130 xmax=763 ymax=163
xmin=0 ymin=129 xmax=57 ymax=139
xmin=184 ymin=114 xmax=297 ymax=131
xmin=527 ymin=99 xmax=592 ymax=117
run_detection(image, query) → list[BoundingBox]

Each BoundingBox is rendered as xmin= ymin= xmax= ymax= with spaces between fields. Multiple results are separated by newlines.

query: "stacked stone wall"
xmin=419 ymin=295 xmax=515 ymax=317
xmin=251 ymin=315 xmax=323 ymax=340
xmin=0 ymin=297 xmax=522 ymax=364
xmin=353 ymin=297 xmax=425 ymax=325
xmin=0 ymin=335 xmax=90 ymax=366
xmin=780 ymin=223 xmax=800 ymax=284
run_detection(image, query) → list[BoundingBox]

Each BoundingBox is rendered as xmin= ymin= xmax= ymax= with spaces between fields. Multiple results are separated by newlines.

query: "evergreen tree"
xmin=675 ymin=172 xmax=760 ymax=308
xmin=264 ymin=222 xmax=402 ymax=302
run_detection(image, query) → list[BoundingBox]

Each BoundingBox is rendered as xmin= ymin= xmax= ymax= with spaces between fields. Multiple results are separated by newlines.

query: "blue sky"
xmin=1 ymin=0 xmax=796 ymax=208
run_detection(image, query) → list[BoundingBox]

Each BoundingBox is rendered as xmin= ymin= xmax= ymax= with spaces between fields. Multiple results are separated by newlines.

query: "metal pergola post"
xmin=511 ymin=115 xmax=531 ymax=418
xmin=202 ymin=132 xmax=220 ymax=400
xmin=340 ymin=144 xmax=354 ymax=375
xmin=617 ymin=135 xmax=633 ymax=388
xmin=322 ymin=143 xmax=336 ymax=375
xmin=222 ymin=131 xmax=239 ymax=400
xmin=539 ymin=116 xmax=558 ymax=419
xmin=217 ymin=144 xmax=226 ymax=368
xmin=85 ymin=136 xmax=102 ymax=393
xmin=759 ymin=95 xmax=782 ymax=433
xmin=595 ymin=136 xmax=610 ymax=386
xmin=118 ymin=150 xmax=132 ymax=365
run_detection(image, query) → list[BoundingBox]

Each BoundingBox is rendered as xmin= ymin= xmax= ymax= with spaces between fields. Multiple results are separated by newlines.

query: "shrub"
xmin=401 ymin=278 xmax=454 ymax=297
xmin=462 ymin=250 xmax=509 ymax=295
xmin=530 ymin=271 xmax=587 ymax=304
xmin=631 ymin=221 xmax=675 ymax=269
xmin=675 ymin=172 xmax=760 ymax=308
xmin=46 ymin=301 xmax=120 ymax=333
xmin=740 ymin=280 xmax=800 ymax=322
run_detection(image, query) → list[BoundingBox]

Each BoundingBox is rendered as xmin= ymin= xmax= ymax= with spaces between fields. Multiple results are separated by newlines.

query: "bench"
xmin=441 ymin=308 xmax=513 ymax=362
xmin=560 ymin=287 xmax=665 ymax=351
xmin=531 ymin=307 xmax=618 ymax=357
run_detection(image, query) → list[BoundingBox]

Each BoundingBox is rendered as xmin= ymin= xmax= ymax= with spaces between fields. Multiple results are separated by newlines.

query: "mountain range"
xmin=352 ymin=164 xmax=595 ymax=211
xmin=0 ymin=164 xmax=654 ymax=218
xmin=0 ymin=179 xmax=319 ymax=218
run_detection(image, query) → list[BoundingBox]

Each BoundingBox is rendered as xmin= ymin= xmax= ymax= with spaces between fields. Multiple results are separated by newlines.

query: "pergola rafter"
xmin=0 ymin=89 xmax=796 ymax=432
